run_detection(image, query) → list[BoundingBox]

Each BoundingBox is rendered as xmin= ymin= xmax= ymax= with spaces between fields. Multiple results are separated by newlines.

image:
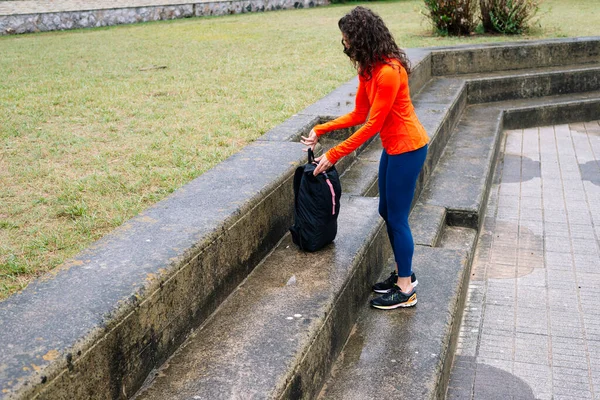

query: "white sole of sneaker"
xmin=371 ymin=297 xmax=417 ymax=310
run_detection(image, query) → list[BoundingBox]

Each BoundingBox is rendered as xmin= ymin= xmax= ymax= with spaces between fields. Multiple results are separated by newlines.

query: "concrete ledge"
xmin=410 ymin=204 xmax=447 ymax=247
xmin=466 ymin=66 xmax=600 ymax=103
xmin=132 ymin=196 xmax=391 ymax=400
xmin=504 ymin=97 xmax=600 ymax=129
xmin=430 ymin=36 xmax=600 ymax=75
xmin=338 ymin=138 xmax=382 ymax=197
xmin=0 ymin=141 xmax=310 ymax=399
xmin=419 ymin=105 xmax=504 ymax=230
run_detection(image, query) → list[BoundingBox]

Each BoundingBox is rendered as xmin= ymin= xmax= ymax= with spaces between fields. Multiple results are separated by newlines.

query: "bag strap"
xmin=307 ymin=148 xmax=315 ymax=164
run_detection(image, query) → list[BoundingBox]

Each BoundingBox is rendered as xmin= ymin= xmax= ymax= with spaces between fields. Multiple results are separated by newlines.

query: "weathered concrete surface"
xmin=259 ymin=114 xmax=320 ymax=142
xmin=431 ymin=37 xmax=600 ymax=75
xmin=410 ymin=204 xmax=447 ymax=247
xmin=413 ymin=77 xmax=467 ymax=201
xmin=0 ymin=141 xmax=310 ymax=400
xmin=466 ymin=65 xmax=600 ymax=103
xmin=318 ymin=237 xmax=475 ymax=400
xmin=339 ymin=138 xmax=382 ymax=196
xmin=133 ymin=196 xmax=391 ymax=400
xmin=419 ymin=105 xmax=503 ymax=230
xmin=504 ymin=96 xmax=600 ymax=129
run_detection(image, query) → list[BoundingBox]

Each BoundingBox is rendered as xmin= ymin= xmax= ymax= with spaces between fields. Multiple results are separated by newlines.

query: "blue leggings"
xmin=378 ymin=145 xmax=428 ymax=278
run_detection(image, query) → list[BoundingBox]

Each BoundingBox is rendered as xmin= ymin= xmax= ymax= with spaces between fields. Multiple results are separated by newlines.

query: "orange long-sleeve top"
xmin=313 ymin=59 xmax=429 ymax=164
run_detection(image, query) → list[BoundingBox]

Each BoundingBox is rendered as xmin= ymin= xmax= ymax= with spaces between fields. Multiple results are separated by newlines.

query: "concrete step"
xmin=419 ymin=90 xmax=600 ymax=231
xmin=429 ymin=37 xmax=600 ymax=75
xmin=419 ymin=105 xmax=503 ymax=229
xmin=464 ymin=64 xmax=600 ymax=103
xmin=132 ymin=196 xmax=391 ymax=400
xmin=337 ymin=137 xmax=382 ymax=197
xmin=129 ymin=50 xmax=468 ymax=400
xmin=317 ymin=88 xmax=600 ymax=400
xmin=318 ymin=226 xmax=478 ymax=400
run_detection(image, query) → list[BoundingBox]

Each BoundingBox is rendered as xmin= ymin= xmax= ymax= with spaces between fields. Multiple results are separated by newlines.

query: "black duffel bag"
xmin=290 ymin=148 xmax=342 ymax=252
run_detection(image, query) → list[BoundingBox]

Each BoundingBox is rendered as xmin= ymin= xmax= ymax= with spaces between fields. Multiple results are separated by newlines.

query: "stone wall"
xmin=0 ymin=0 xmax=327 ymax=35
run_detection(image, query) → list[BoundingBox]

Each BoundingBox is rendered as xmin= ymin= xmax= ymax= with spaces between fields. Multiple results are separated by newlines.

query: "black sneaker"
xmin=372 ymin=271 xmax=418 ymax=294
xmin=370 ymin=286 xmax=417 ymax=310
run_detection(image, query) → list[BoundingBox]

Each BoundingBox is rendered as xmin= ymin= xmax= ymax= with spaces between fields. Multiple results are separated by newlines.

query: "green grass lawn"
xmin=0 ymin=0 xmax=599 ymax=300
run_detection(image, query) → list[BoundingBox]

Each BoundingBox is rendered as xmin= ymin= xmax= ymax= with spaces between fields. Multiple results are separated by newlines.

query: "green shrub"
xmin=423 ymin=0 xmax=478 ymax=35
xmin=480 ymin=0 xmax=541 ymax=34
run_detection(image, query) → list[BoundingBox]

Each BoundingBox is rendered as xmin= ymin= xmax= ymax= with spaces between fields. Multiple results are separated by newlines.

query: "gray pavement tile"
xmin=520 ymin=189 xmax=542 ymax=199
xmin=485 ymin=289 xmax=516 ymax=305
xmin=514 ymin=352 xmax=550 ymax=365
xmin=543 ymin=198 xmax=566 ymax=210
xmin=545 ymin=236 xmax=573 ymax=253
xmin=478 ymin=349 xmax=514 ymax=361
xmin=544 ymin=212 xmax=568 ymax=224
xmin=569 ymin=213 xmax=595 ymax=226
xmin=552 ymin=340 xmax=588 ymax=354
xmin=499 ymin=184 xmax=521 ymax=197
xmin=475 ymin=358 xmax=514 ymax=372
xmin=450 ymin=122 xmax=600 ymax=400
xmin=563 ymin=189 xmax=587 ymax=199
xmin=569 ymin=224 xmax=597 ymax=239
xmin=549 ymin=315 xmax=583 ymax=331
xmin=513 ymin=360 xmax=552 ymax=374
xmin=547 ymin=270 xmax=576 ymax=288
xmin=516 ymin=379 xmax=553 ymax=397
xmin=551 ymin=353 xmax=590 ymax=367
xmin=498 ymin=195 xmax=521 ymax=208
xmin=553 ymin=370 xmax=592 ymax=385
xmin=516 ymin=270 xmax=546 ymax=287
xmin=574 ymin=254 xmax=600 ymax=270
xmin=571 ymin=238 xmax=599 ymax=255
xmin=552 ymin=387 xmax=593 ymax=399
xmin=515 ymin=326 xmax=549 ymax=336
xmin=520 ymin=211 xmax=544 ymax=222
xmin=516 ymin=285 xmax=548 ymax=302
xmin=481 ymin=329 xmax=516 ymax=341
xmin=543 ymin=223 xmax=570 ymax=236
xmin=549 ymin=328 xmax=585 ymax=340
xmin=552 ymin=358 xmax=593 ymax=371
xmin=553 ymin=366 xmax=591 ymax=377
xmin=446 ymin=387 xmax=472 ymax=399
xmin=565 ymin=200 xmax=590 ymax=210
xmin=520 ymin=197 xmax=543 ymax=209
xmin=449 ymin=369 xmax=476 ymax=388
xmin=518 ymin=258 xmax=545 ymax=270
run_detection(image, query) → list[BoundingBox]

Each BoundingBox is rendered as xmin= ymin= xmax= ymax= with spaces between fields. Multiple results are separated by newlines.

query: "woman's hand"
xmin=300 ymin=129 xmax=318 ymax=151
xmin=313 ymin=154 xmax=334 ymax=176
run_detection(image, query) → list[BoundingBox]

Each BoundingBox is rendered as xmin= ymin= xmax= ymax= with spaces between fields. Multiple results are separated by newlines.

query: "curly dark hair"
xmin=339 ymin=6 xmax=411 ymax=80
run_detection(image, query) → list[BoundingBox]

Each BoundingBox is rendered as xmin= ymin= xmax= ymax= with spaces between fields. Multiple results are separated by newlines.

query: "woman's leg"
xmin=378 ymin=150 xmax=396 ymax=255
xmin=385 ymin=145 xmax=427 ymax=292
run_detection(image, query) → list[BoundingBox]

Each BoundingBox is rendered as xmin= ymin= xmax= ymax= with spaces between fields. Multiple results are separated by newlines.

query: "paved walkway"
xmin=448 ymin=120 xmax=600 ymax=400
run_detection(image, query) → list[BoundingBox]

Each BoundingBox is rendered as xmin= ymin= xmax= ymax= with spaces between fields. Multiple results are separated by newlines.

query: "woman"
xmin=301 ymin=6 xmax=428 ymax=310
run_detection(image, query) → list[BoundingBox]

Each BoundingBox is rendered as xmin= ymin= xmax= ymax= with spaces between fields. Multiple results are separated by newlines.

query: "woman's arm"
xmin=324 ymin=66 xmax=400 ymax=165
xmin=301 ymin=78 xmax=369 ymax=152
xmin=312 ymin=78 xmax=370 ymax=136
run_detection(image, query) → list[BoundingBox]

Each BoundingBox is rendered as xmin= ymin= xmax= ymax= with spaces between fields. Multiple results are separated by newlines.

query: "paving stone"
xmin=552 ymin=387 xmax=593 ymax=399
xmin=449 ymin=117 xmax=600 ymax=399
xmin=446 ymin=387 xmax=472 ymax=399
